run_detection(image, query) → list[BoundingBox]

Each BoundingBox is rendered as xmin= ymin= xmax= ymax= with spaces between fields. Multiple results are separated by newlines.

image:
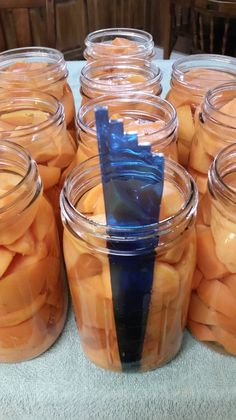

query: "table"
xmin=1 ymin=60 xmax=236 ymax=420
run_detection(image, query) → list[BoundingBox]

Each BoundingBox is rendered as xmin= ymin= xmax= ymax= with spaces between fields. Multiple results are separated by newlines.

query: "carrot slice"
xmin=38 ymin=164 xmax=61 ymax=191
xmin=0 ymin=247 xmax=15 ymax=277
xmin=197 ymin=279 xmax=236 ymax=319
xmin=211 ymin=325 xmax=236 ymax=355
xmin=188 ymin=320 xmax=215 ymax=341
xmin=188 ymin=292 xmax=217 ymax=325
xmin=196 ymin=225 xmax=228 ymax=279
xmin=191 ymin=268 xmax=203 ymax=290
xmin=223 ymin=274 xmax=236 ymax=299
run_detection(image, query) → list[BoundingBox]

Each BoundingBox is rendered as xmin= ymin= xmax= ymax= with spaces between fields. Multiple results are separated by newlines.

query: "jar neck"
xmin=84 ymin=28 xmax=154 ymax=60
xmin=0 ymin=91 xmax=65 ymax=144
xmin=171 ymin=54 xmax=236 ymax=97
xmin=202 ymin=83 xmax=236 ymax=130
xmin=60 ymin=156 xmax=197 ymax=255
xmin=0 ymin=47 xmax=68 ymax=88
xmin=80 ymin=59 xmax=162 ymax=98
xmin=0 ymin=141 xmax=41 ymax=217
xmin=208 ymin=144 xmax=236 ymax=209
xmin=77 ymin=93 xmax=177 ymax=148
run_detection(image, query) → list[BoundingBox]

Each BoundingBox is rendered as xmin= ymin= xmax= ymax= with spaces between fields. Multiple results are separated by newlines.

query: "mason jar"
xmin=61 ymin=155 xmax=198 ymax=372
xmin=0 ymin=47 xmax=75 ymax=137
xmin=80 ymin=59 xmax=162 ymax=105
xmin=76 ymin=93 xmax=178 ymax=164
xmin=166 ymin=54 xmax=236 ymax=167
xmin=188 ymin=82 xmax=236 ymax=197
xmin=188 ymin=143 xmax=236 ymax=357
xmin=0 ymin=141 xmax=67 ymax=363
xmin=84 ymin=27 xmax=155 ymax=61
xmin=0 ymin=90 xmax=77 ymax=233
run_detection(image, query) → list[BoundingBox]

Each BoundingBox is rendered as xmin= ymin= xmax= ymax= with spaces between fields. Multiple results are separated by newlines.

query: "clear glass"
xmin=0 ymin=141 xmax=67 ymax=363
xmin=61 ymin=155 xmax=198 ymax=372
xmin=80 ymin=59 xmax=162 ymax=104
xmin=84 ymin=28 xmax=154 ymax=61
xmin=166 ymin=54 xmax=236 ymax=167
xmin=0 ymin=47 xmax=76 ymax=137
xmin=0 ymin=90 xmax=77 ymax=234
xmin=188 ymin=143 xmax=236 ymax=356
xmin=76 ymin=93 xmax=178 ymax=164
xmin=188 ymin=82 xmax=236 ymax=197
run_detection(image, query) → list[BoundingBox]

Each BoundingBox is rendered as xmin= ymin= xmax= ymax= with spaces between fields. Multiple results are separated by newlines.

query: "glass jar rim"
xmin=0 ymin=47 xmax=68 ymax=85
xmin=61 ymin=154 xmax=197 ymax=248
xmin=84 ymin=27 xmax=154 ymax=59
xmin=172 ymin=54 xmax=236 ymax=93
xmin=85 ymin=27 xmax=154 ymax=46
xmin=0 ymin=140 xmax=41 ymax=213
xmin=204 ymin=82 xmax=236 ymax=130
xmin=209 ymin=143 xmax=236 ymax=206
xmin=0 ymin=90 xmax=64 ymax=137
xmin=77 ymin=93 xmax=177 ymax=139
xmin=80 ymin=58 xmax=162 ymax=94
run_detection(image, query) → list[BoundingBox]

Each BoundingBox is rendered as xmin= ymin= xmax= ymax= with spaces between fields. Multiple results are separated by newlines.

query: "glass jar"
xmin=188 ymin=143 xmax=236 ymax=356
xmin=61 ymin=155 xmax=197 ymax=372
xmin=0 ymin=90 xmax=77 ymax=233
xmin=0 ymin=47 xmax=76 ymax=137
xmin=188 ymin=82 xmax=236 ymax=197
xmin=76 ymin=93 xmax=178 ymax=164
xmin=84 ymin=28 xmax=155 ymax=61
xmin=0 ymin=141 xmax=67 ymax=363
xmin=166 ymin=54 xmax=236 ymax=167
xmin=80 ymin=59 xmax=162 ymax=105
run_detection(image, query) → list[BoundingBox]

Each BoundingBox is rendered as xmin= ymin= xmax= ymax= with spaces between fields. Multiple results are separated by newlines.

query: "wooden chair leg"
xmin=163 ymin=1 xmax=172 ymax=59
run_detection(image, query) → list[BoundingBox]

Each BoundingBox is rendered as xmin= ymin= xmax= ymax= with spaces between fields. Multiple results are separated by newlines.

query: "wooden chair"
xmin=0 ymin=0 xmax=56 ymax=49
xmin=192 ymin=0 xmax=236 ymax=56
xmin=0 ymin=0 xmax=85 ymax=59
xmin=163 ymin=0 xmax=194 ymax=59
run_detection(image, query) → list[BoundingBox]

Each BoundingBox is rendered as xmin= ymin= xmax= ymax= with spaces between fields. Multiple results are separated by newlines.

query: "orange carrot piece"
xmin=197 ymin=279 xmax=236 ymax=319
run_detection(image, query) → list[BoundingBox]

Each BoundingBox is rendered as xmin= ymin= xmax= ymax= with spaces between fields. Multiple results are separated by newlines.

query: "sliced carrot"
xmin=188 ymin=292 xmax=217 ymax=325
xmin=189 ymin=133 xmax=212 ymax=174
xmin=6 ymin=229 xmax=35 ymax=256
xmin=211 ymin=325 xmax=236 ymax=355
xmin=197 ymin=279 xmax=236 ymax=319
xmin=0 ymin=247 xmax=15 ymax=277
xmin=160 ymin=180 xmax=184 ymax=220
xmin=191 ymin=268 xmax=203 ymax=290
xmin=196 ymin=225 xmax=228 ymax=279
xmin=31 ymin=195 xmax=54 ymax=241
xmin=188 ymin=320 xmax=215 ymax=341
xmin=126 ymin=75 xmax=146 ymax=83
xmin=38 ymin=164 xmax=61 ymax=191
xmin=223 ymin=274 xmax=236 ymax=299
xmin=0 ymin=293 xmax=46 ymax=328
xmin=153 ymin=262 xmax=180 ymax=303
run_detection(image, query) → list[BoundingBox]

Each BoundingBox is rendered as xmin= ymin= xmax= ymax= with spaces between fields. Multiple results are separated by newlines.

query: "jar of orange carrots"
xmin=84 ymin=28 xmax=155 ymax=61
xmin=0 ymin=47 xmax=76 ymax=138
xmin=76 ymin=93 xmax=178 ymax=164
xmin=166 ymin=54 xmax=236 ymax=167
xmin=0 ymin=141 xmax=67 ymax=363
xmin=61 ymin=155 xmax=197 ymax=372
xmin=80 ymin=59 xmax=162 ymax=105
xmin=188 ymin=82 xmax=236 ymax=196
xmin=188 ymin=143 xmax=236 ymax=357
xmin=0 ymin=91 xmax=77 ymax=234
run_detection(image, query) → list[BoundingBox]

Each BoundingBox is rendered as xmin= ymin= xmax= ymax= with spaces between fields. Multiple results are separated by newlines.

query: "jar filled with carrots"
xmin=80 ymin=59 xmax=162 ymax=105
xmin=188 ymin=82 xmax=236 ymax=196
xmin=0 ymin=141 xmax=67 ymax=363
xmin=61 ymin=155 xmax=197 ymax=372
xmin=0 ymin=47 xmax=76 ymax=138
xmin=84 ymin=28 xmax=155 ymax=61
xmin=188 ymin=143 xmax=236 ymax=356
xmin=76 ymin=93 xmax=178 ymax=164
xmin=0 ymin=91 xmax=77 ymax=234
xmin=166 ymin=54 xmax=236 ymax=167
